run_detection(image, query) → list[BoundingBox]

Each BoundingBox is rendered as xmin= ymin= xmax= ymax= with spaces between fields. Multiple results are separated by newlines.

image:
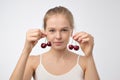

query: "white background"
xmin=0 ymin=0 xmax=120 ymax=80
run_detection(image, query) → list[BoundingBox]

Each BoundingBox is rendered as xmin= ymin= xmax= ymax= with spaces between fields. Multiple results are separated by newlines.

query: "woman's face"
xmin=45 ymin=14 xmax=72 ymax=50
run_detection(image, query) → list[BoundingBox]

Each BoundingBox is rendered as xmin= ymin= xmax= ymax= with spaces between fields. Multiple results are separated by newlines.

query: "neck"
xmin=48 ymin=48 xmax=70 ymax=59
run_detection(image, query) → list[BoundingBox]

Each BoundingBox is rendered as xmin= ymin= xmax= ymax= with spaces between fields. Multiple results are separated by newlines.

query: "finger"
xmin=78 ymin=33 xmax=89 ymax=42
xmin=73 ymin=32 xmax=86 ymax=40
xmin=28 ymin=28 xmax=40 ymax=33
xmin=30 ymin=36 xmax=41 ymax=41
xmin=31 ymin=34 xmax=46 ymax=40
xmin=81 ymin=38 xmax=90 ymax=43
xmin=32 ymin=30 xmax=46 ymax=38
xmin=30 ymin=32 xmax=40 ymax=37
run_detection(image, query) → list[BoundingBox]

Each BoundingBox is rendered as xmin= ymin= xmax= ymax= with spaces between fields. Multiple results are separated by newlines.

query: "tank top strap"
xmin=40 ymin=54 xmax=42 ymax=65
xmin=77 ymin=55 xmax=80 ymax=64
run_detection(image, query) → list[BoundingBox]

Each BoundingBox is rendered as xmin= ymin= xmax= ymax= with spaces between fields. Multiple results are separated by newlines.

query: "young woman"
xmin=10 ymin=6 xmax=99 ymax=80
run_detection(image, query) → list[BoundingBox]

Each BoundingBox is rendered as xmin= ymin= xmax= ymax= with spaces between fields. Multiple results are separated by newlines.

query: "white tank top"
xmin=34 ymin=55 xmax=84 ymax=80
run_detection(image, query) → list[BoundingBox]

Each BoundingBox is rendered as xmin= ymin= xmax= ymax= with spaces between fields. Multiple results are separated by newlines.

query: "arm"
xmin=10 ymin=29 xmax=46 ymax=80
xmin=84 ymin=55 xmax=100 ymax=80
xmin=73 ymin=32 xmax=100 ymax=80
xmin=10 ymin=48 xmax=30 ymax=80
xmin=23 ymin=56 xmax=39 ymax=80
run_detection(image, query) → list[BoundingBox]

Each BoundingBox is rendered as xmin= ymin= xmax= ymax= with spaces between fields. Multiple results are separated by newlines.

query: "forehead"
xmin=46 ymin=14 xmax=70 ymax=29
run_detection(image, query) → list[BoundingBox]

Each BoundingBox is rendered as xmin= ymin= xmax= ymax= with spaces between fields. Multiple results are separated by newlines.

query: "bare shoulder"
xmin=28 ymin=55 xmax=40 ymax=70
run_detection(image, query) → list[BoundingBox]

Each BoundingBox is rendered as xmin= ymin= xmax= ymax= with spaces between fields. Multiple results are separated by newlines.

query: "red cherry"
xmin=41 ymin=43 xmax=47 ymax=48
xmin=47 ymin=41 xmax=51 ymax=46
xmin=69 ymin=44 xmax=74 ymax=50
xmin=74 ymin=45 xmax=79 ymax=50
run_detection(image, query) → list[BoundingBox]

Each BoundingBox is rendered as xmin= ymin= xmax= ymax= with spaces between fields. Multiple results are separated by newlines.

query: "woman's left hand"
xmin=73 ymin=32 xmax=94 ymax=56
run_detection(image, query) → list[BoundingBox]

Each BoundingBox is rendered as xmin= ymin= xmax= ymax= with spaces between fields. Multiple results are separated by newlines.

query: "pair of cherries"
xmin=68 ymin=44 xmax=79 ymax=51
xmin=41 ymin=41 xmax=51 ymax=48
xmin=41 ymin=41 xmax=79 ymax=51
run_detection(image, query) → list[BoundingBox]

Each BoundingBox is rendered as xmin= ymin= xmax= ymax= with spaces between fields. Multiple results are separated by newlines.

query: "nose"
xmin=55 ymin=32 xmax=62 ymax=39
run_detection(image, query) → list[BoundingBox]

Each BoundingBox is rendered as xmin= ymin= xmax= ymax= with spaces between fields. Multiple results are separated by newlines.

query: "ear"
xmin=41 ymin=29 xmax=47 ymax=35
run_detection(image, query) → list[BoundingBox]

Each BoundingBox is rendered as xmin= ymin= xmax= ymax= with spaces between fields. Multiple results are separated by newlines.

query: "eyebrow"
xmin=47 ymin=27 xmax=70 ymax=29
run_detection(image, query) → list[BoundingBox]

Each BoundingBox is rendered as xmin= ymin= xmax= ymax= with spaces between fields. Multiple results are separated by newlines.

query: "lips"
xmin=53 ymin=42 xmax=63 ymax=46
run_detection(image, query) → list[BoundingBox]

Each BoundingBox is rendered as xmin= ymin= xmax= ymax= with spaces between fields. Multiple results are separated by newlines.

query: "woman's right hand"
xmin=24 ymin=29 xmax=46 ymax=52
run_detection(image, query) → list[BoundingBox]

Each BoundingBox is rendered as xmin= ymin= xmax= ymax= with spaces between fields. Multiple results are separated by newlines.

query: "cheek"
xmin=46 ymin=34 xmax=54 ymax=41
xmin=63 ymin=33 xmax=70 ymax=40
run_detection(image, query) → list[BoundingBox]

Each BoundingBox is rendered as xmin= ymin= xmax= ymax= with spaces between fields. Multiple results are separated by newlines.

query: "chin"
xmin=53 ymin=46 xmax=67 ymax=51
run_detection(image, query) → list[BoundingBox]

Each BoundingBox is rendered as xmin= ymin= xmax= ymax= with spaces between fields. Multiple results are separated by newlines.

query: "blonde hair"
xmin=43 ymin=6 xmax=74 ymax=29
